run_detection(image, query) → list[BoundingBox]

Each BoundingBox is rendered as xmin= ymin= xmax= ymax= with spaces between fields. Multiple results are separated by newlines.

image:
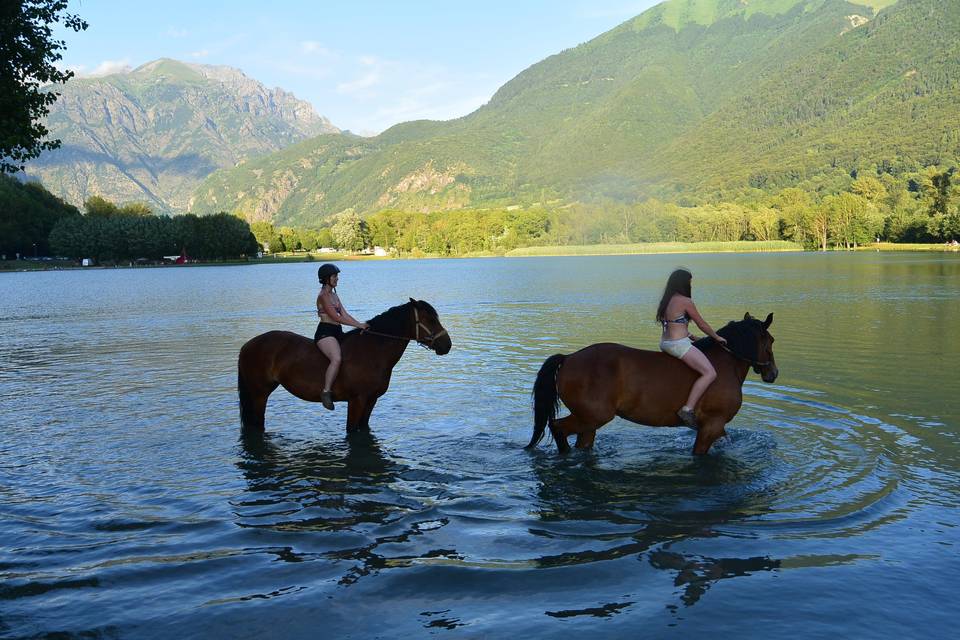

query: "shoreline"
xmin=3 ymin=242 xmax=958 ymax=273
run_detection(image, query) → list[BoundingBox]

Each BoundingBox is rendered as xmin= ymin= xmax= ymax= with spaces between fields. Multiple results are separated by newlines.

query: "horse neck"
xmin=363 ymin=331 xmax=410 ymax=368
xmin=708 ymin=344 xmax=751 ymax=385
xmin=353 ymin=304 xmax=416 ymax=367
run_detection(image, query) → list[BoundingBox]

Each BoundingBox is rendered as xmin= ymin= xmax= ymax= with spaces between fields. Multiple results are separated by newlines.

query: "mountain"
xmin=191 ymin=0 xmax=960 ymax=227
xmin=25 ymin=58 xmax=339 ymax=212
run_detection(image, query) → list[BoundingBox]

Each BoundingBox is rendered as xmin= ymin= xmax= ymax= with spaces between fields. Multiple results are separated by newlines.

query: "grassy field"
xmin=860 ymin=242 xmax=960 ymax=252
xmin=6 ymin=241 xmax=958 ymax=273
xmin=505 ymin=241 xmax=804 ymax=257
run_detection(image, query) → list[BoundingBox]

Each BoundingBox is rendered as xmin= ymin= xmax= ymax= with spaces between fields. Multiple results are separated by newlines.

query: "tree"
xmin=316 ymin=228 xmax=334 ymax=249
xmin=84 ymin=195 xmax=119 ymax=217
xmin=772 ymin=188 xmax=815 ymax=248
xmin=330 ymin=210 xmax=369 ymax=251
xmin=119 ymin=202 xmax=154 ymax=217
xmin=930 ymin=168 xmax=956 ymax=217
xmin=851 ymin=175 xmax=887 ymax=205
xmin=0 ymin=173 xmax=78 ymax=255
xmin=298 ymin=228 xmax=318 ymax=252
xmin=1 ymin=1 xmax=88 ymax=173
xmin=278 ymin=226 xmax=300 ymax=252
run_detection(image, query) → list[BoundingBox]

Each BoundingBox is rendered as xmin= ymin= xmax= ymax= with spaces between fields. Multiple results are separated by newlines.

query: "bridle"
xmin=360 ymin=304 xmax=448 ymax=350
xmin=718 ymin=334 xmax=772 ymax=368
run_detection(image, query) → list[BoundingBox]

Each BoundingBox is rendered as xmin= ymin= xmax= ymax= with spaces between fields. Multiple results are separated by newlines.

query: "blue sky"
xmin=58 ymin=1 xmax=661 ymax=134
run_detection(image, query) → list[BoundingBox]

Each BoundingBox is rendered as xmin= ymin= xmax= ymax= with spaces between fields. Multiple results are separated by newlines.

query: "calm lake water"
xmin=2 ymin=253 xmax=958 ymax=639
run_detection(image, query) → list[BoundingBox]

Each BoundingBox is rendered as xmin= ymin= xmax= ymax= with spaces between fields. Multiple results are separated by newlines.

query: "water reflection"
xmin=235 ymin=432 xmax=456 ymax=587
xmin=236 ymin=431 xmax=404 ymax=533
xmin=529 ymin=452 xmax=781 ymax=609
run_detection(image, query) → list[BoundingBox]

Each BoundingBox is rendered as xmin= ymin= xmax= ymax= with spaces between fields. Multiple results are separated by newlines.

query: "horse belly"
xmin=616 ymin=358 xmax=693 ymax=427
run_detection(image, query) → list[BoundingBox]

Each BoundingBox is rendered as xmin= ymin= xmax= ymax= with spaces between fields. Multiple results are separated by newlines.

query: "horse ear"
xmin=409 ymin=297 xmax=416 ymax=303
xmin=744 ymin=312 xmax=752 ymax=321
xmin=763 ymin=313 xmax=773 ymax=329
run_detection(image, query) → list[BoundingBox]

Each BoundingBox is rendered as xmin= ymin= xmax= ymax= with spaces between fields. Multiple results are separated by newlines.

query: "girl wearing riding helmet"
xmin=315 ymin=263 xmax=369 ymax=410
xmin=656 ymin=268 xmax=727 ymax=429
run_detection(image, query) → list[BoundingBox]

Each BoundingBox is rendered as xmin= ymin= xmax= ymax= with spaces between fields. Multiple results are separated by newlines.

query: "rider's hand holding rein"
xmin=318 ymin=288 xmax=369 ymax=330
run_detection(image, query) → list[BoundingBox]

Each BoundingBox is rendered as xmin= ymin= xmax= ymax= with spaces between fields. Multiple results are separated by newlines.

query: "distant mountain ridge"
xmin=26 ymin=58 xmax=339 ymax=212
xmin=191 ymin=0 xmax=960 ymax=228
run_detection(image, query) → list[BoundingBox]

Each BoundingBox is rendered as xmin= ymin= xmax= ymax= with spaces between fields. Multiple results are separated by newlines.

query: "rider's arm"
xmin=338 ymin=305 xmax=369 ymax=329
xmin=685 ymin=300 xmax=726 ymax=343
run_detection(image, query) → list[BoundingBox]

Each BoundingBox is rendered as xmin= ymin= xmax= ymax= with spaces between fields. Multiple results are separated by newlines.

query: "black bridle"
xmin=361 ymin=305 xmax=448 ymax=350
xmin=718 ymin=338 xmax=771 ymax=368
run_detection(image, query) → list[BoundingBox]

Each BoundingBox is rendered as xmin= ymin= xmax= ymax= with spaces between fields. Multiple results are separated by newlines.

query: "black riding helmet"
xmin=318 ymin=263 xmax=341 ymax=284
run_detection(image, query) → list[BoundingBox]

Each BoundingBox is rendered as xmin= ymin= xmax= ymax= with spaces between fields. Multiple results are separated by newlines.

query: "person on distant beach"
xmin=656 ymin=268 xmax=727 ymax=429
xmin=315 ymin=264 xmax=369 ymax=410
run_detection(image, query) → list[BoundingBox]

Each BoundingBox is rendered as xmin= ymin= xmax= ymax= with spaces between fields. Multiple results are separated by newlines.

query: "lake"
xmin=2 ymin=253 xmax=958 ymax=638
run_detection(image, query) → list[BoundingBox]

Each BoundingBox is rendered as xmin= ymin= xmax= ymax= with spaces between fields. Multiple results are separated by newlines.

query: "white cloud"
xmin=336 ymin=71 xmax=381 ymax=94
xmin=189 ymin=49 xmax=210 ymax=59
xmin=300 ymin=40 xmax=331 ymax=56
xmin=164 ymin=27 xmax=189 ymax=38
xmin=78 ymin=59 xmax=132 ymax=77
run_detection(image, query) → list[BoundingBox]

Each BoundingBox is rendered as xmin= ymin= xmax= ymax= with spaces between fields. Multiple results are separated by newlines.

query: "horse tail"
xmin=527 ymin=354 xmax=566 ymax=449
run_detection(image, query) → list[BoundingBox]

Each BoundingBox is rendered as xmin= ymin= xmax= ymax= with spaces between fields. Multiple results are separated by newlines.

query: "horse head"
xmin=712 ymin=313 xmax=778 ymax=383
xmin=741 ymin=312 xmax=778 ymax=383
xmin=408 ymin=298 xmax=452 ymax=355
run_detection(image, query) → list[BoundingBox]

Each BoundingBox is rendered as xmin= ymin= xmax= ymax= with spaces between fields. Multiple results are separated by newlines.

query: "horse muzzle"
xmin=433 ymin=334 xmax=452 ymax=355
xmin=760 ymin=365 xmax=779 ymax=383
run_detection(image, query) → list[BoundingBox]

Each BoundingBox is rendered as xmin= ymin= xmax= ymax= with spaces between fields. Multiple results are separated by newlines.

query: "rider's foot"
xmin=677 ymin=406 xmax=698 ymax=430
xmin=321 ymin=390 xmax=335 ymax=411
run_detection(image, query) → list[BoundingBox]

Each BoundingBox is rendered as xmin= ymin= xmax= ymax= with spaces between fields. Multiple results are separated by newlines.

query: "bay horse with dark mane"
xmin=527 ymin=313 xmax=778 ymax=455
xmin=238 ymin=299 xmax=451 ymax=434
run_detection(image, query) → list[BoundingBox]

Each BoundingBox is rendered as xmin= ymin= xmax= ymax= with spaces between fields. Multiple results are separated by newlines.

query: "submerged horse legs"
xmin=238 ymin=378 xmax=278 ymax=434
xmin=346 ymin=396 xmax=379 ymax=433
xmin=551 ymin=413 xmax=605 ymax=454
xmin=692 ymin=417 xmax=727 ymax=455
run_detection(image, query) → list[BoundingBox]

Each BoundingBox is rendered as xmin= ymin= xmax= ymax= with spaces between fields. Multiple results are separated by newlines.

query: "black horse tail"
xmin=238 ymin=366 xmax=257 ymax=432
xmin=527 ymin=354 xmax=566 ymax=449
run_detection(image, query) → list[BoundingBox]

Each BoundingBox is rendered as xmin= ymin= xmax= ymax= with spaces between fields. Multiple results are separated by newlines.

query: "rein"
xmin=718 ymin=341 xmax=770 ymax=367
xmin=361 ymin=305 xmax=448 ymax=350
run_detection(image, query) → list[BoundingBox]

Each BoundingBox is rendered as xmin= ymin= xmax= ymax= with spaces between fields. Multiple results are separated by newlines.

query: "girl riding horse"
xmin=657 ymin=268 xmax=727 ymax=429
xmin=315 ymin=263 xmax=369 ymax=410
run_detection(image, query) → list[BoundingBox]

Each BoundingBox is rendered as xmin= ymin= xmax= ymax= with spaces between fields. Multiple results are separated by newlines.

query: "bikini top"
xmin=662 ymin=314 xmax=689 ymax=327
xmin=319 ymin=292 xmax=342 ymax=317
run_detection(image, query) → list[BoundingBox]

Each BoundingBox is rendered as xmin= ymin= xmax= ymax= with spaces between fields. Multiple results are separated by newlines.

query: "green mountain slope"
xmin=192 ymin=0 xmax=959 ymax=226
xmin=26 ymin=59 xmax=339 ymax=212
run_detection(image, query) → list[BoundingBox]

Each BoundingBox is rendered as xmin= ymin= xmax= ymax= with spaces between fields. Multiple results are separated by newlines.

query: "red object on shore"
xmin=175 ymin=248 xmax=187 ymax=264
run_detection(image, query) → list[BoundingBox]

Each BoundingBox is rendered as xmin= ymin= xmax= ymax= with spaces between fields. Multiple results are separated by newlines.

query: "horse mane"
xmin=693 ymin=317 xmax=765 ymax=362
xmin=344 ymin=300 xmax=438 ymax=338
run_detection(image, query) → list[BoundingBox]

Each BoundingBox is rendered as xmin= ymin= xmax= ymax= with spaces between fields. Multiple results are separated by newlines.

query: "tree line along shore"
xmin=2 ymin=166 xmax=958 ymax=268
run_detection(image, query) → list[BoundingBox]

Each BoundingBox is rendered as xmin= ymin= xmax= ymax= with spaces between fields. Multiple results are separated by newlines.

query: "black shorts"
xmin=314 ymin=322 xmax=343 ymax=342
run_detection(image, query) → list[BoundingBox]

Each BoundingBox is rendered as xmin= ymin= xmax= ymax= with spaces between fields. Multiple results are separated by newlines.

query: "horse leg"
xmin=574 ymin=430 xmax=597 ymax=449
xmin=552 ymin=414 xmax=604 ymax=453
xmin=358 ymin=396 xmax=379 ymax=431
xmin=692 ymin=416 xmax=727 ymax=455
xmin=238 ymin=369 xmax=277 ymax=434
xmin=346 ymin=397 xmax=368 ymax=434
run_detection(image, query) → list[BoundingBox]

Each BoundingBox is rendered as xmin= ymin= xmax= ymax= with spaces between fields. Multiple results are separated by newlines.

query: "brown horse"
xmin=238 ymin=299 xmax=451 ymax=434
xmin=527 ymin=313 xmax=778 ymax=455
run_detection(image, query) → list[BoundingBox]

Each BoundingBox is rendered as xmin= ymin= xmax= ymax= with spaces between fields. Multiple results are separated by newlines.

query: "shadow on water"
xmin=529 ymin=447 xmax=781 ymax=611
xmin=235 ymin=431 xmax=406 ymax=532
xmin=234 ymin=431 xmax=440 ymax=586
